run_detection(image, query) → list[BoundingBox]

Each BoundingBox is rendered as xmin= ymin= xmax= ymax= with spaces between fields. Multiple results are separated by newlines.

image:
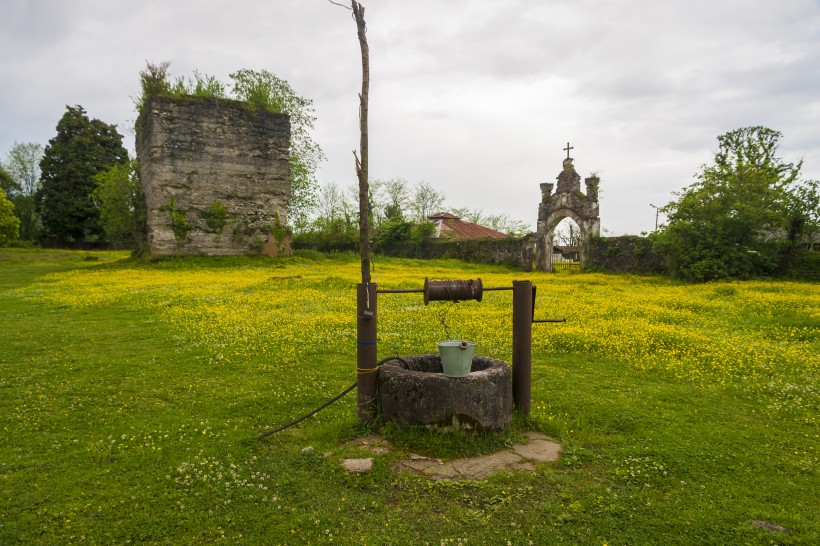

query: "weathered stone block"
xmin=378 ymin=355 xmax=513 ymax=430
xmin=136 ymin=95 xmax=291 ymax=256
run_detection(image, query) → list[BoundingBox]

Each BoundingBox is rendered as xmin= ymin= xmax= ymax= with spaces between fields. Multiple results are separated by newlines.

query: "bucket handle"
xmin=458 ymin=340 xmax=469 ymax=350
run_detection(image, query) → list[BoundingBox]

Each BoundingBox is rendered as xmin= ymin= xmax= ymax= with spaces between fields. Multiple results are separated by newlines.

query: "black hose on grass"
xmin=255 ymin=382 xmax=357 ymax=440
xmin=255 ymin=356 xmax=408 ymax=440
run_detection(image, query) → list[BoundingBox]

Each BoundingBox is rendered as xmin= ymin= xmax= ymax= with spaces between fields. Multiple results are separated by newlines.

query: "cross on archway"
xmin=563 ymin=142 xmax=574 ymax=159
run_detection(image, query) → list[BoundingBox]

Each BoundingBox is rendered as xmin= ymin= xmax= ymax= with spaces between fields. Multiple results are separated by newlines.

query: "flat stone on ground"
xmin=347 ymin=435 xmax=393 ymax=455
xmin=341 ymin=458 xmax=373 ymax=473
xmin=751 ymin=520 xmax=789 ymax=534
xmin=423 ymin=463 xmax=461 ymax=480
xmin=394 ymin=457 xmax=440 ymax=473
xmin=451 ymin=451 xmax=523 ymax=480
xmin=511 ymin=432 xmax=562 ymax=462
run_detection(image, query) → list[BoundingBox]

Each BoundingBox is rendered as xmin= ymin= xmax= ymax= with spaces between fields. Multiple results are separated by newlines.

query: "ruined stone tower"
xmin=535 ymin=150 xmax=600 ymax=271
xmin=136 ymin=95 xmax=292 ymax=256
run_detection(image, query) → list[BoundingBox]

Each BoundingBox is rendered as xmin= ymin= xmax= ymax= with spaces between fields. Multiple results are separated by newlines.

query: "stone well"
xmin=378 ymin=355 xmax=512 ymax=430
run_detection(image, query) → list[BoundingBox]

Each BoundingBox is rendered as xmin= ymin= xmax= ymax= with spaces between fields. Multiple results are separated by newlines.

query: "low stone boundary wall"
xmin=381 ymin=235 xmax=535 ymax=271
xmin=586 ymin=235 xmax=665 ymax=274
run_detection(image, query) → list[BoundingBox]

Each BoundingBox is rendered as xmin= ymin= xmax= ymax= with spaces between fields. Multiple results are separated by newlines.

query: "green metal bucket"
xmin=438 ymin=340 xmax=476 ymax=378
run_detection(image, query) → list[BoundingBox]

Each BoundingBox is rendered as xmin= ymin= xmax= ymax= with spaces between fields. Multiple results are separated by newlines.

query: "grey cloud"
xmin=2 ymin=0 xmax=819 ymax=236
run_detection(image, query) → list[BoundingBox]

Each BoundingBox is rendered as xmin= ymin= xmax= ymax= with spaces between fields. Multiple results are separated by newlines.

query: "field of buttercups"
xmin=3 ymin=250 xmax=818 ymax=544
xmin=19 ymin=254 xmax=818 ymax=429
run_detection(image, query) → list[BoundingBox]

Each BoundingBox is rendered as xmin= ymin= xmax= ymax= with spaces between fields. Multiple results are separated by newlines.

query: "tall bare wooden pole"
xmin=352 ymin=1 xmax=377 ymax=421
xmin=353 ymin=0 xmax=370 ymax=285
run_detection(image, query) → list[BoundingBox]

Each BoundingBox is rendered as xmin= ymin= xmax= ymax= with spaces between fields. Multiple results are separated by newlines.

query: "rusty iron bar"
xmin=512 ymin=280 xmax=533 ymax=415
xmin=377 ymin=286 xmax=513 ymax=294
xmin=376 ymin=288 xmax=424 ymax=294
xmin=531 ymin=285 xmax=566 ymax=324
xmin=356 ymin=283 xmax=378 ymax=421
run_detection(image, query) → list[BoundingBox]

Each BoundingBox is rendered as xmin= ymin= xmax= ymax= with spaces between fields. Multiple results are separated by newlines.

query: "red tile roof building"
xmin=428 ymin=212 xmax=510 ymax=240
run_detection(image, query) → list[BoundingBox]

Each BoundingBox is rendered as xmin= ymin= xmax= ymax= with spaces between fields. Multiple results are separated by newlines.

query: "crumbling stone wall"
xmin=586 ymin=236 xmax=665 ymax=274
xmin=379 ymin=235 xmax=535 ymax=271
xmin=136 ymin=95 xmax=291 ymax=256
xmin=536 ymin=156 xmax=600 ymax=271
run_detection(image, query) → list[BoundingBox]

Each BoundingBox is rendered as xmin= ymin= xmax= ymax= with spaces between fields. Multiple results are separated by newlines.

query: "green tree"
xmin=367 ymin=177 xmax=412 ymax=225
xmin=315 ymin=182 xmax=353 ymax=224
xmin=0 ymin=189 xmax=20 ymax=246
xmin=409 ymin=181 xmax=446 ymax=222
xmin=229 ymin=69 xmax=323 ymax=232
xmin=91 ymin=160 xmax=140 ymax=249
xmin=654 ymin=126 xmax=818 ymax=281
xmin=785 ymin=178 xmax=820 ymax=252
xmin=37 ymin=106 xmax=129 ymax=244
xmin=2 ymin=141 xmax=44 ymax=240
xmin=293 ymin=182 xmax=358 ymax=252
xmin=0 ymin=165 xmax=18 ymax=195
xmin=372 ymin=220 xmax=412 ymax=251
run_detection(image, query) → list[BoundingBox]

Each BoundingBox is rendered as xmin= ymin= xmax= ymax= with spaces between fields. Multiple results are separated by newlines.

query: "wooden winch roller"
xmin=423 ymin=277 xmax=483 ymax=305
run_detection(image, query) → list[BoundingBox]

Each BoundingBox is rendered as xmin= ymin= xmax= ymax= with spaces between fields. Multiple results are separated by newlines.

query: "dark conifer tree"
xmin=37 ymin=105 xmax=128 ymax=244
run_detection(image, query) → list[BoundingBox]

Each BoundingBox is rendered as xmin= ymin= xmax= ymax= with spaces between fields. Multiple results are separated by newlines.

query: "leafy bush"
xmin=292 ymin=217 xmax=358 ymax=253
xmin=372 ymin=220 xmax=412 ymax=251
xmin=0 ymin=189 xmax=20 ymax=246
xmin=92 ymin=160 xmax=139 ymax=249
xmin=411 ymin=220 xmax=436 ymax=242
xmin=654 ymin=126 xmax=819 ymax=282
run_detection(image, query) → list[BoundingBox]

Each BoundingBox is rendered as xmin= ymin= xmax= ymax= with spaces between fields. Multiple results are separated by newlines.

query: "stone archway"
xmin=542 ymin=212 xmax=587 ymax=271
xmin=535 ymin=149 xmax=600 ymax=272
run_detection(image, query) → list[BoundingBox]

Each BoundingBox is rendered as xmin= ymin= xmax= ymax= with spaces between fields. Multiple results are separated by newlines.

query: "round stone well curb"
xmin=378 ymin=354 xmax=512 ymax=430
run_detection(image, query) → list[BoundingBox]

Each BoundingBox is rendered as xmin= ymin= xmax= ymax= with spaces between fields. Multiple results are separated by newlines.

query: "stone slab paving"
xmin=342 ymin=432 xmax=561 ymax=480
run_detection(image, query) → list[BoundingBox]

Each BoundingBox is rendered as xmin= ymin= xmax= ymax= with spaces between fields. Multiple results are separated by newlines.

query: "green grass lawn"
xmin=0 ymin=248 xmax=817 ymax=545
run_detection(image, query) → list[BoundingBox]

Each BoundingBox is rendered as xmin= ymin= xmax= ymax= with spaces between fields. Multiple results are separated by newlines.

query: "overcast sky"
xmin=2 ymin=0 xmax=819 ymax=234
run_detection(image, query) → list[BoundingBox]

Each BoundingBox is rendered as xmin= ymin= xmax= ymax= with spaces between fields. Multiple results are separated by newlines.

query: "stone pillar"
xmin=585 ymin=176 xmax=599 ymax=201
xmin=535 ymin=220 xmax=548 ymax=271
xmin=545 ymin=232 xmax=554 ymax=273
xmin=540 ymin=183 xmax=554 ymax=202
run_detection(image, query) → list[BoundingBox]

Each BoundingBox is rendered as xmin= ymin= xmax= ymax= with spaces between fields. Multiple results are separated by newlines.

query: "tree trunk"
xmin=353 ymin=0 xmax=370 ymax=284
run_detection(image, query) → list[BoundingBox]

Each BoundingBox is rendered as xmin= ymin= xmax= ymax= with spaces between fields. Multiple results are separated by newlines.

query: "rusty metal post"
xmin=357 ymin=282 xmax=378 ymax=421
xmin=512 ymin=280 xmax=532 ymax=414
